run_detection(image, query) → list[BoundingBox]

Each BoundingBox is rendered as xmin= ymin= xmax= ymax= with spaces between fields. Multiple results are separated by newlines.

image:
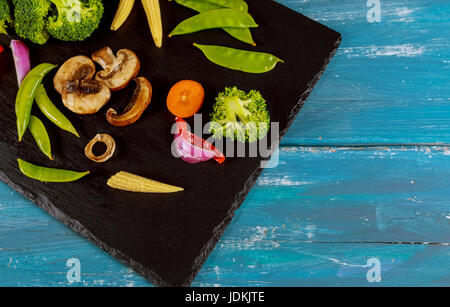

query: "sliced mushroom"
xmin=62 ymin=79 xmax=111 ymax=114
xmin=85 ymin=134 xmax=116 ymax=163
xmin=92 ymin=47 xmax=140 ymax=92
xmin=54 ymin=56 xmax=96 ymax=94
xmin=106 ymin=77 xmax=152 ymax=127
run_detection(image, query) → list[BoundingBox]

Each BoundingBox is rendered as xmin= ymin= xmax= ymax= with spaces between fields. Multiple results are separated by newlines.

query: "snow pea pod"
xmin=35 ymin=84 xmax=79 ymax=137
xmin=221 ymin=24 xmax=255 ymax=46
xmin=193 ymin=43 xmax=284 ymax=73
xmin=173 ymin=0 xmax=255 ymax=45
xmin=16 ymin=63 xmax=58 ymax=142
xmin=169 ymin=9 xmax=258 ymax=37
xmin=17 ymin=159 xmax=90 ymax=183
xmin=204 ymin=0 xmax=248 ymax=12
xmin=28 ymin=115 xmax=53 ymax=160
xmin=173 ymin=0 xmax=221 ymax=11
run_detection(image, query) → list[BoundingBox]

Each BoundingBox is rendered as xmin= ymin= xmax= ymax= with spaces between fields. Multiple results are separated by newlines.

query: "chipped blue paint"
xmin=281 ymin=0 xmax=450 ymax=145
xmin=0 ymin=0 xmax=449 ymax=286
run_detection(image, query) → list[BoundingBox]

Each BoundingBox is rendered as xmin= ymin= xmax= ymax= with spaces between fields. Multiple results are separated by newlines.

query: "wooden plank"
xmin=1 ymin=146 xmax=449 ymax=286
xmin=239 ymin=146 xmax=450 ymax=244
xmin=278 ymin=0 xmax=450 ymax=145
xmin=0 ymin=200 xmax=150 ymax=287
xmin=195 ymin=243 xmax=450 ymax=286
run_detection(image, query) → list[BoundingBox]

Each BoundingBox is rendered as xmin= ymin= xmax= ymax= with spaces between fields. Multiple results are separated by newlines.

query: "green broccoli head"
xmin=0 ymin=0 xmax=12 ymax=35
xmin=210 ymin=86 xmax=271 ymax=143
xmin=14 ymin=0 xmax=51 ymax=44
xmin=47 ymin=0 xmax=104 ymax=41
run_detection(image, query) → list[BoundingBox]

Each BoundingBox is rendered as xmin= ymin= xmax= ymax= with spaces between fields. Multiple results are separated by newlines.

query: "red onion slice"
xmin=174 ymin=117 xmax=225 ymax=164
xmin=174 ymin=134 xmax=217 ymax=164
xmin=10 ymin=40 xmax=30 ymax=87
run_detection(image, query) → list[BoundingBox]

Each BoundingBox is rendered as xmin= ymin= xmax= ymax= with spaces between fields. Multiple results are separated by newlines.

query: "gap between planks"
xmin=280 ymin=144 xmax=450 ymax=149
xmin=273 ymin=241 xmax=449 ymax=246
xmin=270 ymin=144 xmax=450 ymax=247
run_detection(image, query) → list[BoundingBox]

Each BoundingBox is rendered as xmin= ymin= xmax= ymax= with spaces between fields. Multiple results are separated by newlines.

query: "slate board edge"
xmin=0 ymin=171 xmax=172 ymax=286
xmin=184 ymin=34 xmax=342 ymax=287
xmin=1 ymin=5 xmax=342 ymax=285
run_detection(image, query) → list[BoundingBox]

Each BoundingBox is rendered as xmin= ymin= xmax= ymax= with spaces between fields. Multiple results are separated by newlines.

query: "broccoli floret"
xmin=47 ymin=0 xmax=104 ymax=41
xmin=14 ymin=0 xmax=51 ymax=44
xmin=210 ymin=87 xmax=271 ymax=143
xmin=0 ymin=0 xmax=12 ymax=35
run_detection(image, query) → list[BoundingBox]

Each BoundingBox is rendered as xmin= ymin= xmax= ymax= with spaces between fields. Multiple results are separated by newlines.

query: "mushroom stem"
xmin=92 ymin=47 xmax=141 ymax=92
xmin=85 ymin=134 xmax=116 ymax=163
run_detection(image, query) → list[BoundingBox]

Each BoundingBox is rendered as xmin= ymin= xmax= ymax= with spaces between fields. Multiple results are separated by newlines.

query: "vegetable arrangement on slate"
xmin=3 ymin=0 xmax=282 ymax=188
xmin=0 ymin=0 xmax=343 ymax=287
xmin=168 ymin=0 xmax=283 ymax=72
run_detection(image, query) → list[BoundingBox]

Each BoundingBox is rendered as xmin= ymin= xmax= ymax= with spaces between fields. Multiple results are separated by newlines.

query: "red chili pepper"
xmin=0 ymin=46 xmax=4 ymax=54
xmin=175 ymin=117 xmax=225 ymax=164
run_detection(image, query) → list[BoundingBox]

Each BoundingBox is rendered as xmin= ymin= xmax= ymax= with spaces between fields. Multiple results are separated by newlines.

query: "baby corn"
xmin=111 ymin=0 xmax=136 ymax=31
xmin=142 ymin=0 xmax=163 ymax=48
xmin=107 ymin=171 xmax=183 ymax=193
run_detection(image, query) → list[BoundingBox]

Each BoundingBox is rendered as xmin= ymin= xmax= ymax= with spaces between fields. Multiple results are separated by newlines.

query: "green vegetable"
xmin=210 ymin=86 xmax=270 ymax=143
xmin=13 ymin=0 xmax=52 ymax=45
xmin=193 ymin=43 xmax=283 ymax=73
xmin=0 ymin=0 xmax=12 ymax=35
xmin=15 ymin=63 xmax=57 ymax=142
xmin=173 ymin=0 xmax=221 ymax=12
xmin=35 ymin=84 xmax=79 ymax=137
xmin=28 ymin=115 xmax=53 ymax=160
xmin=18 ymin=158 xmax=90 ymax=182
xmin=203 ymin=0 xmax=248 ymax=12
xmin=47 ymin=0 xmax=104 ymax=42
xmin=169 ymin=8 xmax=258 ymax=37
xmin=173 ymin=0 xmax=255 ymax=45
xmin=219 ymin=24 xmax=255 ymax=46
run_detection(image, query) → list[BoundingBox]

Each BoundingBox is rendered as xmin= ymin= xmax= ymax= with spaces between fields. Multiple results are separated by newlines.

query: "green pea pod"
xmin=169 ymin=9 xmax=258 ymax=37
xmin=16 ymin=63 xmax=58 ymax=142
xmin=17 ymin=159 xmax=90 ymax=183
xmin=204 ymin=0 xmax=248 ymax=12
xmin=173 ymin=0 xmax=255 ymax=45
xmin=193 ymin=43 xmax=284 ymax=73
xmin=28 ymin=115 xmax=53 ymax=160
xmin=223 ymin=28 xmax=255 ymax=46
xmin=174 ymin=0 xmax=222 ymax=12
xmin=35 ymin=84 xmax=79 ymax=137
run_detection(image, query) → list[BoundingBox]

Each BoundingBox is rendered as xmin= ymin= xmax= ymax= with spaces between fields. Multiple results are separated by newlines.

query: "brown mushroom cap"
xmin=85 ymin=134 xmax=116 ymax=163
xmin=106 ymin=77 xmax=152 ymax=127
xmin=53 ymin=56 xmax=96 ymax=95
xmin=62 ymin=79 xmax=111 ymax=114
xmin=92 ymin=47 xmax=140 ymax=92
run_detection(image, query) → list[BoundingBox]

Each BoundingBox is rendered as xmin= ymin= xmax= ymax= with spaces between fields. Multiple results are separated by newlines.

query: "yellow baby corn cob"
xmin=111 ymin=0 xmax=136 ymax=31
xmin=142 ymin=0 xmax=163 ymax=48
xmin=107 ymin=171 xmax=183 ymax=193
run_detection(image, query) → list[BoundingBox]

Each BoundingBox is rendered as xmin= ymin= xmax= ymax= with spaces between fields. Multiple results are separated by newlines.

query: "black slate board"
xmin=0 ymin=0 xmax=341 ymax=286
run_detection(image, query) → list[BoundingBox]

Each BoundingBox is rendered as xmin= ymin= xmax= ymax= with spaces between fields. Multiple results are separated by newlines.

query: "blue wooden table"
xmin=1 ymin=0 xmax=449 ymax=286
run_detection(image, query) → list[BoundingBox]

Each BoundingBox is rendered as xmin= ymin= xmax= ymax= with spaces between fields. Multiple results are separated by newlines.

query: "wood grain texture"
xmin=1 ymin=0 xmax=449 ymax=287
xmin=0 ymin=0 xmax=341 ymax=286
xmin=281 ymin=0 xmax=450 ymax=145
xmin=1 ymin=147 xmax=449 ymax=286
